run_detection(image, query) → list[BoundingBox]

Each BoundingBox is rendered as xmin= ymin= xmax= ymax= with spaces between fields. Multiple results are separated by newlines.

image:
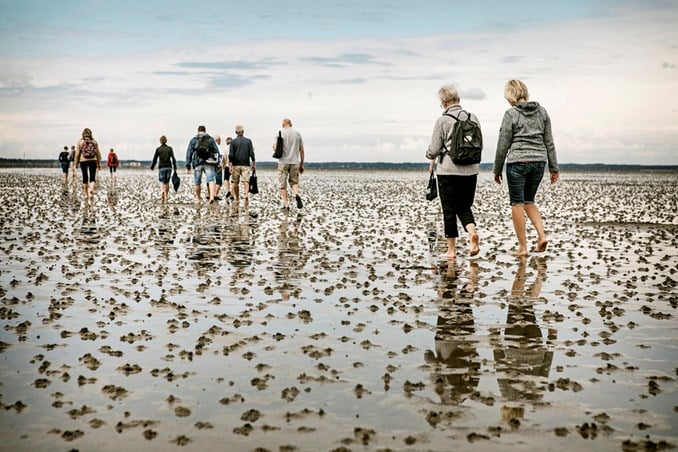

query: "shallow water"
xmin=0 ymin=169 xmax=676 ymax=451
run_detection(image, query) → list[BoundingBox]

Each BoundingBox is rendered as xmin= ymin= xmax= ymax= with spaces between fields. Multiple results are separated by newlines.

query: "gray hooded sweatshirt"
xmin=493 ymin=101 xmax=558 ymax=176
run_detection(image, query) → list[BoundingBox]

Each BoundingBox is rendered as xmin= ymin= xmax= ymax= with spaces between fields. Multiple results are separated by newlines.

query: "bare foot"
xmin=440 ymin=250 xmax=456 ymax=260
xmin=469 ymin=233 xmax=480 ymax=256
xmin=511 ymin=248 xmax=528 ymax=257
xmin=534 ymin=237 xmax=548 ymax=252
xmin=194 ymin=198 xmax=201 ymax=205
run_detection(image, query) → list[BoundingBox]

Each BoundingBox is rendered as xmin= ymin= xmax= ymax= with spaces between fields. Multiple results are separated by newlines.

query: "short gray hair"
xmin=438 ymin=84 xmax=460 ymax=105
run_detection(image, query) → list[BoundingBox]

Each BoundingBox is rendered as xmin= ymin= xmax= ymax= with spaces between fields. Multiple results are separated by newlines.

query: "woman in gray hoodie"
xmin=493 ymin=80 xmax=560 ymax=257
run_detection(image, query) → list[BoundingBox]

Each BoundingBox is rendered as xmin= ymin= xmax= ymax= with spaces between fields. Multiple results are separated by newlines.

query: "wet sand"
xmin=0 ymin=168 xmax=676 ymax=451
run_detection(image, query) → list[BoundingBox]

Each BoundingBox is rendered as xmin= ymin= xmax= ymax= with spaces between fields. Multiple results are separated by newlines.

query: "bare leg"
xmin=88 ymin=182 xmax=96 ymax=200
xmin=280 ymin=188 xmax=289 ymax=207
xmin=194 ymin=185 xmax=201 ymax=204
xmin=441 ymin=237 xmax=456 ymax=259
xmin=466 ymin=223 xmax=480 ymax=256
xmin=291 ymin=184 xmax=300 ymax=196
xmin=208 ymin=182 xmax=216 ymax=203
xmin=231 ymin=182 xmax=239 ymax=202
xmin=524 ymin=203 xmax=547 ymax=252
xmin=243 ymin=183 xmax=250 ymax=201
xmin=511 ymin=204 xmax=529 ymax=256
xmin=82 ymin=184 xmax=88 ymax=200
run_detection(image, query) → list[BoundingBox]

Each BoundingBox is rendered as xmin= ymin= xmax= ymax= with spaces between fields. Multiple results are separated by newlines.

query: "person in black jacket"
xmin=151 ymin=135 xmax=177 ymax=203
xmin=58 ymin=146 xmax=70 ymax=184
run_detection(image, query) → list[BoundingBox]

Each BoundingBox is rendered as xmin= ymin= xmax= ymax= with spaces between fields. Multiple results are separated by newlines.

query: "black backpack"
xmin=272 ymin=131 xmax=283 ymax=159
xmin=195 ymin=135 xmax=212 ymax=160
xmin=441 ymin=110 xmax=482 ymax=165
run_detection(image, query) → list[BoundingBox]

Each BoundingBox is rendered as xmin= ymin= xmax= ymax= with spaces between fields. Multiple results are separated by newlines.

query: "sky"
xmin=0 ymin=0 xmax=676 ymax=164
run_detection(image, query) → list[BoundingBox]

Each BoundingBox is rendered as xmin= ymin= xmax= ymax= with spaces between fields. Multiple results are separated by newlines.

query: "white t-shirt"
xmin=279 ymin=127 xmax=303 ymax=165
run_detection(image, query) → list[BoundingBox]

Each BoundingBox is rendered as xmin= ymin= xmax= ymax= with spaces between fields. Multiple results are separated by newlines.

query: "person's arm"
xmin=250 ymin=140 xmax=256 ymax=169
xmin=151 ymin=150 xmax=158 ymax=170
xmin=542 ymin=108 xmax=559 ymax=183
xmin=170 ymin=147 xmax=177 ymax=171
xmin=95 ymin=142 xmax=102 ymax=169
xmin=299 ymin=144 xmax=305 ymax=174
xmin=185 ymin=139 xmax=193 ymax=172
xmin=425 ymin=117 xmax=445 ymax=162
xmin=493 ymin=111 xmax=513 ymax=183
xmin=74 ymin=140 xmax=81 ymax=166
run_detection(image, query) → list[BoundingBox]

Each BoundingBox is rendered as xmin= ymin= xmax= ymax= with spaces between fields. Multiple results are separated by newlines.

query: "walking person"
xmin=186 ymin=125 xmax=220 ymax=205
xmin=107 ymin=148 xmax=119 ymax=181
xmin=228 ymin=125 xmax=256 ymax=203
xmin=58 ymin=146 xmax=70 ymax=185
xmin=425 ymin=84 xmax=481 ymax=259
xmin=213 ymin=135 xmax=225 ymax=201
xmin=74 ymin=128 xmax=102 ymax=202
xmin=222 ymin=136 xmax=233 ymax=201
xmin=69 ymin=145 xmax=77 ymax=182
xmin=151 ymin=135 xmax=177 ymax=203
xmin=274 ymin=118 xmax=305 ymax=210
xmin=493 ymin=79 xmax=559 ymax=257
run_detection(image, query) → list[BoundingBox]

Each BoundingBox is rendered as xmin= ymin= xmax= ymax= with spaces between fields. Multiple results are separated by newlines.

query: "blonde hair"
xmin=438 ymin=84 xmax=460 ymax=105
xmin=82 ymin=128 xmax=92 ymax=139
xmin=504 ymin=80 xmax=529 ymax=104
xmin=160 ymin=135 xmax=167 ymax=145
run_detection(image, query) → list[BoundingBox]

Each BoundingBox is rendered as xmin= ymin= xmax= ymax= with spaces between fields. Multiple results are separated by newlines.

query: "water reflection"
xmin=225 ymin=203 xmax=257 ymax=269
xmin=424 ymin=260 xmax=480 ymax=405
xmin=274 ymin=212 xmax=306 ymax=300
xmin=154 ymin=205 xmax=176 ymax=261
xmin=77 ymin=205 xmax=100 ymax=245
xmin=187 ymin=207 xmax=222 ymax=271
xmin=494 ymin=257 xmax=555 ymax=418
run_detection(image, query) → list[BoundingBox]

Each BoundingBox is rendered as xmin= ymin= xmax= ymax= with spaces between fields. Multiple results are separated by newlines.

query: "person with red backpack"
xmin=107 ymin=148 xmax=119 ymax=181
xmin=74 ymin=128 xmax=102 ymax=202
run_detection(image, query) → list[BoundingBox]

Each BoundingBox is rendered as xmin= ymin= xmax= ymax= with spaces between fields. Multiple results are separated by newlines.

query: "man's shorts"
xmin=278 ymin=163 xmax=300 ymax=189
xmin=231 ymin=166 xmax=251 ymax=185
xmin=215 ymin=167 xmax=223 ymax=186
xmin=158 ymin=167 xmax=172 ymax=184
xmin=60 ymin=162 xmax=70 ymax=174
xmin=192 ymin=164 xmax=216 ymax=185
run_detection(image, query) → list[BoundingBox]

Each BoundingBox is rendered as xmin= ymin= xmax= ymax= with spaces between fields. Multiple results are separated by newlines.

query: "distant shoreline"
xmin=0 ymin=158 xmax=676 ymax=172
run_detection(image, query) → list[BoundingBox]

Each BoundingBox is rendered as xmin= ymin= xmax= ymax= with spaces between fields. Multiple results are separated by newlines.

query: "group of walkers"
xmin=427 ymin=79 xmax=559 ymax=259
xmin=151 ymin=119 xmax=305 ymax=209
xmin=61 ymin=77 xmax=558 ymax=259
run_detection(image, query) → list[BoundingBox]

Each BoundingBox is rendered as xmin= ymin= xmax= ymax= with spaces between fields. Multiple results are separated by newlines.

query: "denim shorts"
xmin=192 ymin=164 xmax=215 ymax=185
xmin=158 ymin=167 xmax=172 ymax=183
xmin=506 ymin=162 xmax=545 ymax=205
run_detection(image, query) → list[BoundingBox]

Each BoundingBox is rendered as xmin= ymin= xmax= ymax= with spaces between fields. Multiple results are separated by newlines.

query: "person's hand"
xmin=428 ymin=162 xmax=434 ymax=174
xmin=299 ymin=163 xmax=304 ymax=174
xmin=494 ymin=174 xmax=502 ymax=184
xmin=187 ymin=168 xmax=191 ymax=174
xmin=550 ymin=171 xmax=560 ymax=184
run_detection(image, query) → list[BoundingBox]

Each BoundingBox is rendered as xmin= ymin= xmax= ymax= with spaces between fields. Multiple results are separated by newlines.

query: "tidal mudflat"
xmin=0 ymin=168 xmax=676 ymax=451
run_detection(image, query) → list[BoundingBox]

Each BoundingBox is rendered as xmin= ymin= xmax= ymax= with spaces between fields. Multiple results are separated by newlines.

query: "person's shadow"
xmin=424 ymin=260 xmax=481 ymax=406
xmin=494 ymin=257 xmax=555 ymax=420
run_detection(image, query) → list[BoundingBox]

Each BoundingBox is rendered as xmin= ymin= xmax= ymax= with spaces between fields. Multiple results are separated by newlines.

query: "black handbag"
xmin=248 ymin=169 xmax=258 ymax=194
xmin=426 ymin=171 xmax=438 ymax=201
xmin=171 ymin=170 xmax=180 ymax=193
xmin=272 ymin=131 xmax=283 ymax=159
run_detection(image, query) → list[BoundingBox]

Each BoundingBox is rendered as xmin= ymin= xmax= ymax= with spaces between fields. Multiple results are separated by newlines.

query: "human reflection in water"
xmin=76 ymin=204 xmax=100 ymax=247
xmin=494 ymin=256 xmax=555 ymax=420
xmin=424 ymin=260 xmax=480 ymax=405
xmin=154 ymin=205 xmax=176 ymax=262
xmin=187 ymin=207 xmax=221 ymax=273
xmin=274 ymin=211 xmax=307 ymax=300
xmin=226 ymin=202 xmax=257 ymax=269
xmin=106 ymin=187 xmax=118 ymax=211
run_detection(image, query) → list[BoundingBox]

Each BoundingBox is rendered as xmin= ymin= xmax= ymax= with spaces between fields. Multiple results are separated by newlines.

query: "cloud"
xmin=301 ymin=53 xmax=388 ymax=67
